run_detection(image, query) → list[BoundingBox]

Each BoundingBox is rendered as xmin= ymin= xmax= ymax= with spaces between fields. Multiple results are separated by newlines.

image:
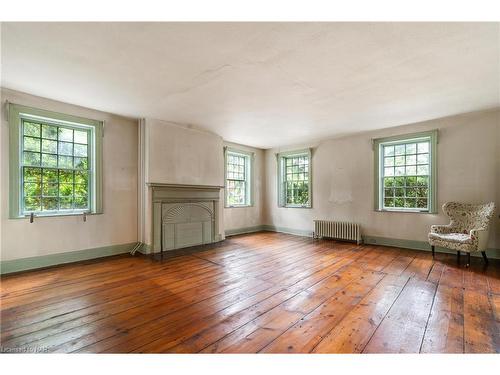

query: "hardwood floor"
xmin=1 ymin=231 xmax=499 ymax=353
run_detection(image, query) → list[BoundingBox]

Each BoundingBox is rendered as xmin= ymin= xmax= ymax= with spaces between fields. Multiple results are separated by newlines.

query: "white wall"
xmin=140 ymin=119 xmax=225 ymax=248
xmin=146 ymin=119 xmax=224 ymax=186
xmin=264 ymin=109 xmax=500 ymax=250
xmin=0 ymin=88 xmax=139 ymax=261
xmin=223 ymin=141 xmax=265 ymax=232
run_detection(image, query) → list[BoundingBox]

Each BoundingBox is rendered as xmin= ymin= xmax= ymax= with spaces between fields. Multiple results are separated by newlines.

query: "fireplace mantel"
xmin=148 ymin=182 xmax=224 ymax=189
xmin=149 ymin=183 xmax=223 ymax=253
xmin=149 ymin=183 xmax=223 ymax=202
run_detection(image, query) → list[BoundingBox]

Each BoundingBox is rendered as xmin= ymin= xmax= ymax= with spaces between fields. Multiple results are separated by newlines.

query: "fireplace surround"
xmin=149 ymin=183 xmax=223 ymax=253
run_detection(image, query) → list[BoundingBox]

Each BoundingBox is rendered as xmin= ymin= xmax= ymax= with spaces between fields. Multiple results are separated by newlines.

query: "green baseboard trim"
xmin=362 ymin=235 xmax=500 ymax=259
xmin=225 ymin=226 xmax=265 ymax=237
xmin=0 ymin=242 xmax=138 ymax=275
xmin=255 ymin=226 xmax=500 ymax=259
xmin=262 ymin=225 xmax=314 ymax=238
xmin=363 ymin=236 xmax=429 ymax=251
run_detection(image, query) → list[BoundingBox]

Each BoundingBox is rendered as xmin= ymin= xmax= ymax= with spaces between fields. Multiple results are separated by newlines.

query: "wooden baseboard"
xmin=0 ymin=242 xmax=138 ymax=274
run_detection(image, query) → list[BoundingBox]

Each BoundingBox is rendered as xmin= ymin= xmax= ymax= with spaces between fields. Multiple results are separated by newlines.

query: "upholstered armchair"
xmin=428 ymin=202 xmax=496 ymax=266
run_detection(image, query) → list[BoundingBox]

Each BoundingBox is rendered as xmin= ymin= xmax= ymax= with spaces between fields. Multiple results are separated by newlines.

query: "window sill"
xmin=225 ymin=205 xmax=253 ymax=209
xmin=10 ymin=211 xmax=102 ymax=220
xmin=375 ymin=209 xmax=436 ymax=214
xmin=281 ymin=205 xmax=312 ymax=209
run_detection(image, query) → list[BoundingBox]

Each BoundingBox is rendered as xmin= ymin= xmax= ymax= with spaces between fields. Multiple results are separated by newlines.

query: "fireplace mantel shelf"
xmin=148 ymin=182 xmax=224 ymax=190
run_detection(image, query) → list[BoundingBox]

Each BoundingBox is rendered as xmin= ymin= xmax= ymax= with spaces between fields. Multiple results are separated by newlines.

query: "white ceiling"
xmin=1 ymin=22 xmax=499 ymax=148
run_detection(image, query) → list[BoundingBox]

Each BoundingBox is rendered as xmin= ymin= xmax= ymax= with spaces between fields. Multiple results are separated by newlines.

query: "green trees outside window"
xmin=21 ymin=121 xmax=90 ymax=212
xmin=374 ymin=130 xmax=437 ymax=213
xmin=225 ymin=148 xmax=253 ymax=207
xmin=277 ymin=149 xmax=312 ymax=208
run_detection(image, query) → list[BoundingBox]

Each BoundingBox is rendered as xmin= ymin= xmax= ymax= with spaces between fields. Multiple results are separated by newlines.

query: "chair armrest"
xmin=470 ymin=228 xmax=489 ymax=251
xmin=430 ymin=224 xmax=455 ymax=234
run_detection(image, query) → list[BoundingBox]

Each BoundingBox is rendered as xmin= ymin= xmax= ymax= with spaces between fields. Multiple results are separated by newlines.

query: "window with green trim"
xmin=225 ymin=149 xmax=253 ymax=207
xmin=9 ymin=104 xmax=103 ymax=218
xmin=374 ymin=130 xmax=437 ymax=213
xmin=277 ymin=149 xmax=312 ymax=208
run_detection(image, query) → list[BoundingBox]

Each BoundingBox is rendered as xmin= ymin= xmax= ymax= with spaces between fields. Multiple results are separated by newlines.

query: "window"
xmin=8 ymin=103 xmax=103 ymax=218
xmin=225 ymin=148 xmax=253 ymax=207
xmin=374 ymin=130 xmax=437 ymax=213
xmin=277 ymin=149 xmax=312 ymax=208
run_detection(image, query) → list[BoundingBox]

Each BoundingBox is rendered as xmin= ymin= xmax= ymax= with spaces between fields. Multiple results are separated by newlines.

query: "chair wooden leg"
xmin=457 ymin=251 xmax=460 ymax=263
xmin=431 ymin=246 xmax=435 ymax=259
xmin=466 ymin=252 xmax=471 ymax=268
xmin=481 ymin=251 xmax=489 ymax=265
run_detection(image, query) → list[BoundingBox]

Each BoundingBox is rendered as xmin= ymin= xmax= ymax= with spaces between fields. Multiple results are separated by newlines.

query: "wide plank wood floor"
xmin=1 ymin=231 xmax=499 ymax=353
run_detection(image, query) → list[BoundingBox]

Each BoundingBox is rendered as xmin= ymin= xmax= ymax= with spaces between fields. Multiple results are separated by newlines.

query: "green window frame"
xmin=277 ymin=149 xmax=312 ymax=208
xmin=224 ymin=147 xmax=253 ymax=207
xmin=8 ymin=103 xmax=103 ymax=218
xmin=373 ymin=130 xmax=438 ymax=213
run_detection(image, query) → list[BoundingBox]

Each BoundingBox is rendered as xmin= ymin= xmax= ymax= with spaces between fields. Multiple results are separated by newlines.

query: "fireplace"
xmin=149 ymin=184 xmax=222 ymax=253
